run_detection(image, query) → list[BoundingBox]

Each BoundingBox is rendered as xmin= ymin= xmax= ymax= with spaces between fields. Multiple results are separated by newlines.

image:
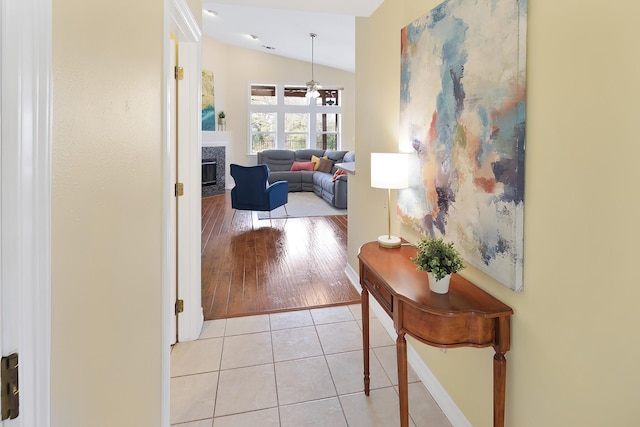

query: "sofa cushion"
xmin=343 ymin=151 xmax=355 ymax=163
xmin=257 ymin=149 xmax=295 ymax=172
xmin=295 ymin=149 xmax=326 ymax=162
xmin=324 ymin=150 xmax=349 ymax=162
xmin=317 ymin=158 xmax=334 ymax=173
xmin=300 ymin=170 xmax=315 ymax=191
xmin=269 ymin=170 xmax=302 ymax=191
xmin=311 ymin=154 xmax=327 ymax=170
xmin=290 ymin=161 xmax=315 ymax=171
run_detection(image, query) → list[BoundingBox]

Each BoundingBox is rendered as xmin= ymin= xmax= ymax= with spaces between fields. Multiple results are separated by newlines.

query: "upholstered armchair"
xmin=230 ymin=164 xmax=288 ymax=222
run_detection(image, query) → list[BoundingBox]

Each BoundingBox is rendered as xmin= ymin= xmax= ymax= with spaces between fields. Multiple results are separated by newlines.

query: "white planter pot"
xmin=428 ymin=272 xmax=451 ymax=294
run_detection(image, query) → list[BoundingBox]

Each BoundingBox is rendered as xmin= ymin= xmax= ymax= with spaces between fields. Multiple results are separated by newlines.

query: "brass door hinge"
xmin=1 ymin=353 xmax=19 ymax=420
xmin=174 ymin=66 xmax=184 ymax=80
xmin=175 ymin=299 xmax=184 ymax=314
xmin=175 ymin=182 xmax=184 ymax=197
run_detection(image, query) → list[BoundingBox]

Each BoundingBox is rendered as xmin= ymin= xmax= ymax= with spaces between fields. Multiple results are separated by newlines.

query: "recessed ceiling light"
xmin=249 ymin=34 xmax=259 ymax=40
xmin=206 ymin=9 xmax=218 ymax=16
xmin=262 ymin=45 xmax=275 ymax=50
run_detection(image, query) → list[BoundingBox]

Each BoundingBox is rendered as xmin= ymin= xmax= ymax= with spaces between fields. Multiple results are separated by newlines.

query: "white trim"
xmin=162 ymin=1 xmax=201 ymax=425
xmin=247 ymin=83 xmax=343 ymax=154
xmin=176 ymin=41 xmax=204 ymax=342
xmin=345 ymin=263 xmax=472 ymax=427
xmin=1 ymin=0 xmax=52 ymax=425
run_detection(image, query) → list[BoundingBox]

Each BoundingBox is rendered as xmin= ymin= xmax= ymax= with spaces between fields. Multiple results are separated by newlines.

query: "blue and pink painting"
xmin=398 ymin=0 xmax=527 ymax=291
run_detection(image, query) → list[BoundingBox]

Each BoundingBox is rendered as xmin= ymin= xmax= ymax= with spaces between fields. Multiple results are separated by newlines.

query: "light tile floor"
xmin=170 ymin=304 xmax=452 ymax=427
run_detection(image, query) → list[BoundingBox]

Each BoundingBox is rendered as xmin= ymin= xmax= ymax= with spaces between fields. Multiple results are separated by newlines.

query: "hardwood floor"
xmin=201 ymin=192 xmax=360 ymax=320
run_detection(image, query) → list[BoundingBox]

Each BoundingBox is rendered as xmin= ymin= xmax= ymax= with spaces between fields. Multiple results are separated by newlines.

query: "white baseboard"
xmin=344 ymin=264 xmax=472 ymax=427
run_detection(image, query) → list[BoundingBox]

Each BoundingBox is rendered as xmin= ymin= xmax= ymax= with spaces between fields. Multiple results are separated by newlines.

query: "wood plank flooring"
xmin=201 ymin=192 xmax=360 ymax=320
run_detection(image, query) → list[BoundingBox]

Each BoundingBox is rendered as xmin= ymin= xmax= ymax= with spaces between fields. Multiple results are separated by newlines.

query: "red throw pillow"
xmin=290 ymin=161 xmax=315 ymax=171
xmin=333 ymin=169 xmax=347 ymax=181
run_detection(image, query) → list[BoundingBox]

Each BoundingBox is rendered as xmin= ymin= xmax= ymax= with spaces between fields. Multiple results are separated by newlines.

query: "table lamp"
xmin=371 ymin=153 xmax=409 ymax=248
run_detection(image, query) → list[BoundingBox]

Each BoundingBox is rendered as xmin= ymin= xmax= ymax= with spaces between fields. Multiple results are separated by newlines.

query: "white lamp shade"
xmin=371 ymin=153 xmax=409 ymax=189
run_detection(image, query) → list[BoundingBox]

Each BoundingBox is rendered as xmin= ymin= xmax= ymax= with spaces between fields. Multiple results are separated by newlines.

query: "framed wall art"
xmin=202 ymin=69 xmax=215 ymax=131
xmin=398 ymin=0 xmax=527 ymax=291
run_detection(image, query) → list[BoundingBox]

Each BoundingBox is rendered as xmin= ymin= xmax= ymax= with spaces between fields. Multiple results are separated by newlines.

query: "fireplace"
xmin=202 ymin=159 xmax=217 ymax=186
xmin=202 ymin=146 xmax=225 ymax=197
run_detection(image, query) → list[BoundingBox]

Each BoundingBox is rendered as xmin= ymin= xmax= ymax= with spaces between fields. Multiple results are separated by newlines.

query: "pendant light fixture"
xmin=305 ymin=33 xmax=320 ymax=99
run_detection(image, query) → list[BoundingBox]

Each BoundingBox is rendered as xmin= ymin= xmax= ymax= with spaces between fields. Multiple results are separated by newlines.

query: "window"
xmin=249 ymin=84 xmax=342 ymax=154
xmin=284 ymin=113 xmax=308 ymax=150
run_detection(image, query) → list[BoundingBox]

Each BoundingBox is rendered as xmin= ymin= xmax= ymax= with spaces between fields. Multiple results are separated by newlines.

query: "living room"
xmin=200 ymin=35 xmax=356 ymax=189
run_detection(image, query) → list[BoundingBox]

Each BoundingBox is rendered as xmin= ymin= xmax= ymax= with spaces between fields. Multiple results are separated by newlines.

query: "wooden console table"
xmin=358 ymin=241 xmax=513 ymax=427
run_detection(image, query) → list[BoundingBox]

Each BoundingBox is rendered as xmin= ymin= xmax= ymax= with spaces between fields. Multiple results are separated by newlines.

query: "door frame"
xmin=162 ymin=0 xmax=202 ymax=424
xmin=0 ymin=0 xmax=52 ymax=425
xmin=164 ymin=0 xmax=202 ymax=343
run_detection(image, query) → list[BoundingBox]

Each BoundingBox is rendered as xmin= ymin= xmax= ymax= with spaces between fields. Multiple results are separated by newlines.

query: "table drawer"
xmin=362 ymin=268 xmax=393 ymax=315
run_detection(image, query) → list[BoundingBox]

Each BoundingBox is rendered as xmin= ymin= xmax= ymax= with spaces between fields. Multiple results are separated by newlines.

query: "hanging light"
xmin=305 ymin=33 xmax=321 ymax=99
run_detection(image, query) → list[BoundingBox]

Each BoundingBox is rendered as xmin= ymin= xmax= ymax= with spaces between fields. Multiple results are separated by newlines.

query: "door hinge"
xmin=175 ymin=182 xmax=184 ymax=197
xmin=175 ymin=299 xmax=184 ymax=314
xmin=1 ymin=353 xmax=19 ymax=421
xmin=174 ymin=66 xmax=184 ymax=80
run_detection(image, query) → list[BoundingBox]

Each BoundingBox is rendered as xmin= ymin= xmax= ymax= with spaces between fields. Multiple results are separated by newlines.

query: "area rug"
xmin=256 ymin=192 xmax=347 ymax=219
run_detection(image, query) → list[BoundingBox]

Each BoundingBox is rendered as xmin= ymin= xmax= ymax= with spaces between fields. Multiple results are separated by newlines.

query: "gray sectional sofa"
xmin=256 ymin=149 xmax=354 ymax=209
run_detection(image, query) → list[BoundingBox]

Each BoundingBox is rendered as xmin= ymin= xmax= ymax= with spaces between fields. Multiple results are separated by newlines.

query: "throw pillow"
xmin=332 ymin=169 xmax=347 ymax=181
xmin=316 ymin=158 xmax=334 ymax=173
xmin=311 ymin=155 xmax=328 ymax=171
xmin=290 ymin=161 xmax=315 ymax=171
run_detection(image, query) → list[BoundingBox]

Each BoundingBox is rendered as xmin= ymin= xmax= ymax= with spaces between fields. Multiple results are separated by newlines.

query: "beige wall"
xmin=201 ymin=36 xmax=356 ymax=171
xmin=52 ymin=0 xmax=164 ymax=425
xmin=354 ymin=0 xmax=640 ymax=426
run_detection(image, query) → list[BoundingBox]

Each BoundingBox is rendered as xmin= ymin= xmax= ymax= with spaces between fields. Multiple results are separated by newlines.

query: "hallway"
xmin=170 ymin=304 xmax=452 ymax=426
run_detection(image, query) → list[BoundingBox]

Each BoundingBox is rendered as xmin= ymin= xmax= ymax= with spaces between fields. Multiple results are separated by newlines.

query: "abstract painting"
xmin=202 ymin=69 xmax=215 ymax=131
xmin=398 ymin=0 xmax=527 ymax=290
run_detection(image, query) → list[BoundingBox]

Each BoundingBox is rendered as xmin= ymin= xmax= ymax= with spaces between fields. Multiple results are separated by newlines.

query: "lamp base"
xmin=378 ymin=234 xmax=401 ymax=249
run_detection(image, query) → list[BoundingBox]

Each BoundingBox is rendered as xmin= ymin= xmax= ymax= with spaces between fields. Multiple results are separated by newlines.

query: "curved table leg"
xmin=493 ymin=352 xmax=507 ymax=427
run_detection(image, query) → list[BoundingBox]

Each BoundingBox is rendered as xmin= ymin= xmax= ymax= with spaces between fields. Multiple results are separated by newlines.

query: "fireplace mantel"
xmin=202 ymin=131 xmax=231 ymax=147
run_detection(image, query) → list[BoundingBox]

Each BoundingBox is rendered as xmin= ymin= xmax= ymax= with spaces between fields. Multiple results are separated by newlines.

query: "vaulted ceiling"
xmin=200 ymin=0 xmax=384 ymax=72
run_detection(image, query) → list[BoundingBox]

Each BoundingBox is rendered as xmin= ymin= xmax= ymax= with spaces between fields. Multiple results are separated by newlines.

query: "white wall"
xmin=353 ymin=1 xmax=640 ymax=426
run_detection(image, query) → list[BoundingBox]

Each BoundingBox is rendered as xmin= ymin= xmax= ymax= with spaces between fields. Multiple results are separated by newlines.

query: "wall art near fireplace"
xmin=202 ymin=69 xmax=215 ymax=131
xmin=398 ymin=0 xmax=527 ymax=291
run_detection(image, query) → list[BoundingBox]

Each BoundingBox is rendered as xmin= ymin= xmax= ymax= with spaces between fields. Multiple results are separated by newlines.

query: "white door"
xmin=0 ymin=0 xmax=51 ymax=425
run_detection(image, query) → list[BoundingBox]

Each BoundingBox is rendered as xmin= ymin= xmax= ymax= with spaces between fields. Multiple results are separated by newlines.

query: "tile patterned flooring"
xmin=171 ymin=304 xmax=452 ymax=427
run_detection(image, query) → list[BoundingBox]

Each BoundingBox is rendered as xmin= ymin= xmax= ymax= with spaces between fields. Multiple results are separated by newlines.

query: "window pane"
xmin=251 ymin=85 xmax=276 ymax=105
xmin=285 ymin=113 xmax=308 ymax=133
xmin=284 ymin=86 xmax=308 ymax=105
xmin=284 ymin=113 xmax=308 ymax=150
xmin=251 ymin=112 xmax=276 ymax=132
xmin=316 ymin=113 xmax=338 ymax=132
xmin=316 ymin=133 xmax=337 ymax=150
xmin=285 ymin=134 xmax=307 ymax=150
xmin=314 ymin=89 xmax=340 ymax=106
xmin=251 ymin=112 xmax=276 ymax=152
xmin=252 ymin=133 xmax=275 ymax=152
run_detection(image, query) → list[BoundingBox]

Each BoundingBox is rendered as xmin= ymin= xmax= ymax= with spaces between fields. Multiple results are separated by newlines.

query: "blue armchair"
xmin=230 ymin=164 xmax=288 ymax=221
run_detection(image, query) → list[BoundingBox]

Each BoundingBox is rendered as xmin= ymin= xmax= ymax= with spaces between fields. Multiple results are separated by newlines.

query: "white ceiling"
xmin=201 ymin=0 xmax=384 ymax=73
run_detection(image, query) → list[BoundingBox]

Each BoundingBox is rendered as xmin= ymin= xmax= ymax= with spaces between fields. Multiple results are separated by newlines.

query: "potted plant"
xmin=217 ymin=111 xmax=226 ymax=129
xmin=411 ymin=237 xmax=465 ymax=294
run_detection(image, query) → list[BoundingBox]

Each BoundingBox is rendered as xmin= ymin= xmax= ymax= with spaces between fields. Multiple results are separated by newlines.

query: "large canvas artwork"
xmin=202 ymin=69 xmax=215 ymax=131
xmin=398 ymin=0 xmax=527 ymax=291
